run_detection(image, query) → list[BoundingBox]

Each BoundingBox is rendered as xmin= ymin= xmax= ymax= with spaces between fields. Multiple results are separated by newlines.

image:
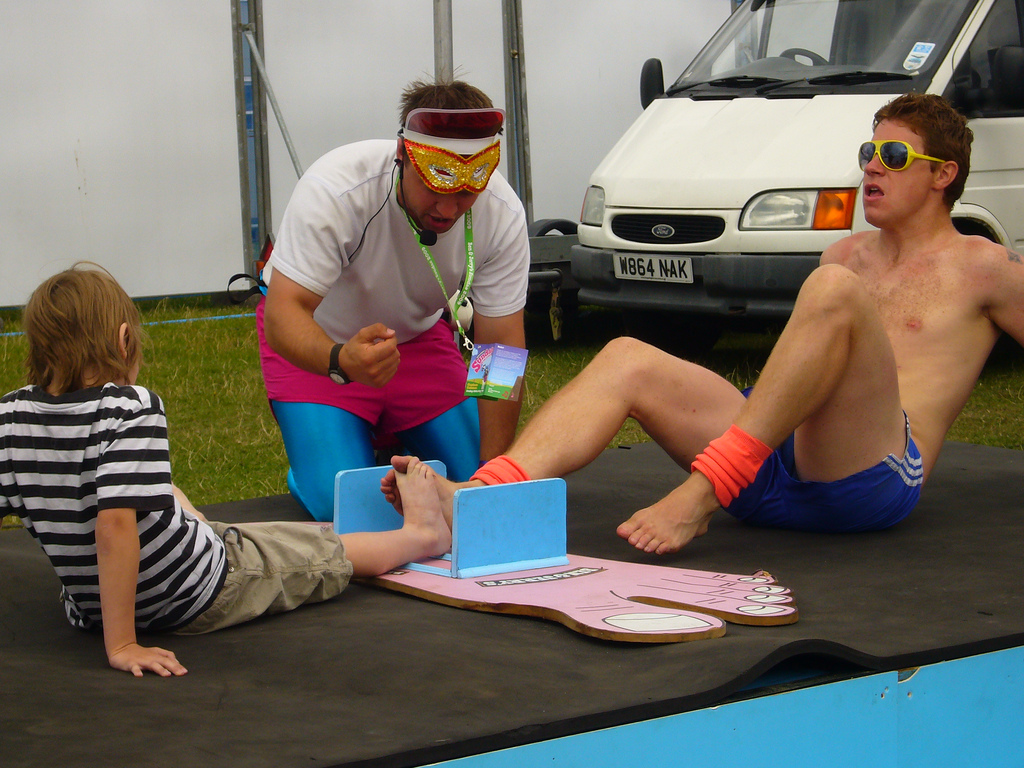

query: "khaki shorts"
xmin=175 ymin=521 xmax=353 ymax=635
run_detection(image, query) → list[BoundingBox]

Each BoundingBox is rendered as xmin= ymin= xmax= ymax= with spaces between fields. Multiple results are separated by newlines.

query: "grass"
xmin=2 ymin=297 xmax=1023 ymax=522
xmin=0 ymin=297 xmax=286 ymax=512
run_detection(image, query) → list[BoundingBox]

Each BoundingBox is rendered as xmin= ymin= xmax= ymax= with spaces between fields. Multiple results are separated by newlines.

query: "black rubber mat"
xmin=2 ymin=441 xmax=1022 ymax=767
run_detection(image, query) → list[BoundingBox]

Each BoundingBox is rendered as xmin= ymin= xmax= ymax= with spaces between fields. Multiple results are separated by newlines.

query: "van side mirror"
xmin=992 ymin=46 xmax=1024 ymax=110
xmin=640 ymin=58 xmax=665 ymax=110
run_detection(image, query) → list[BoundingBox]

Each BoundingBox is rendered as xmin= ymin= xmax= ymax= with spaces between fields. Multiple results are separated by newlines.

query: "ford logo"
xmin=651 ymin=224 xmax=675 ymax=239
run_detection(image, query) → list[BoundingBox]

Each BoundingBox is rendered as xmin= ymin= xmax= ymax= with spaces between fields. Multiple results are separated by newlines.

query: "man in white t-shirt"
xmin=259 ymin=79 xmax=530 ymax=521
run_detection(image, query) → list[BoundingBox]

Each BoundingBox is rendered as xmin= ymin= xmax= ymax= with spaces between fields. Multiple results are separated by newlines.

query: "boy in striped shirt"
xmin=0 ymin=263 xmax=450 ymax=677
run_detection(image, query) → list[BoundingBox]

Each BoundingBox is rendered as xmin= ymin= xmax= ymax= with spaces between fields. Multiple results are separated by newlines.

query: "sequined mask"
xmin=403 ymin=138 xmax=500 ymax=194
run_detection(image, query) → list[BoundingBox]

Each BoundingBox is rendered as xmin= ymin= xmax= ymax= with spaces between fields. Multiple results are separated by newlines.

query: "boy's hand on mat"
xmin=108 ymin=642 xmax=188 ymax=678
xmin=343 ymin=324 xmax=400 ymax=386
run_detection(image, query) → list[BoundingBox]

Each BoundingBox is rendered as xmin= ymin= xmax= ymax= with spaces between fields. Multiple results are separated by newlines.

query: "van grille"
xmin=611 ymin=214 xmax=725 ymax=244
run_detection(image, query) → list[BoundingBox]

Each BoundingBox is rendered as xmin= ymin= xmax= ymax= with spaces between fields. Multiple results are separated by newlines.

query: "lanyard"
xmin=407 ymin=209 xmax=476 ymax=350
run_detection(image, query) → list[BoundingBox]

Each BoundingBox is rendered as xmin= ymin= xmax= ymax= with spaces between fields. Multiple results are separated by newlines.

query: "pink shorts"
xmin=257 ymin=301 xmax=469 ymax=434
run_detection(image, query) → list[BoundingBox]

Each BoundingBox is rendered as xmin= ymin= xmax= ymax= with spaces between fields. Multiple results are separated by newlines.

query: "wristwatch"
xmin=328 ymin=342 xmax=350 ymax=385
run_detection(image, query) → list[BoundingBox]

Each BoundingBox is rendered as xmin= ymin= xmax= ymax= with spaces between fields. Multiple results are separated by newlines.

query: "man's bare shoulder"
xmin=820 ymin=231 xmax=877 ymax=267
xmin=951 ymin=236 xmax=1024 ymax=344
xmin=960 ymin=232 xmax=1012 ymax=255
xmin=958 ymin=235 xmax=1024 ymax=280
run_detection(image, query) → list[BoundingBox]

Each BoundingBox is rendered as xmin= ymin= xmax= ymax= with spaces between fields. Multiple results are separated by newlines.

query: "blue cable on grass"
xmin=0 ymin=312 xmax=256 ymax=337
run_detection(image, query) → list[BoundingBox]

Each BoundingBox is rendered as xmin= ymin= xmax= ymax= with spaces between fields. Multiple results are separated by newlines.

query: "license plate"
xmin=613 ymin=255 xmax=693 ymax=283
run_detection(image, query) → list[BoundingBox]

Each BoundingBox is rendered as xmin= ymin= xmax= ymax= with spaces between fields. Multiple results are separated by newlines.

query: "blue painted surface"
xmin=451 ymin=478 xmax=569 ymax=578
xmin=897 ymin=646 xmax=1024 ymax=768
xmin=432 ymin=672 xmax=898 ymax=767
xmin=334 ymin=466 xmax=569 ymax=579
xmin=333 ymin=461 xmax=447 ymax=534
xmin=426 ymin=647 xmax=1024 ymax=767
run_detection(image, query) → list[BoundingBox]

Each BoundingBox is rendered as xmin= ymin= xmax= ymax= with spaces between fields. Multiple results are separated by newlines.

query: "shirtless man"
xmin=386 ymin=93 xmax=1024 ymax=554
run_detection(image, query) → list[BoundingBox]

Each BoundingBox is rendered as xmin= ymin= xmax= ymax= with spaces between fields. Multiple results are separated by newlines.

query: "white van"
xmin=571 ymin=0 xmax=1024 ymax=346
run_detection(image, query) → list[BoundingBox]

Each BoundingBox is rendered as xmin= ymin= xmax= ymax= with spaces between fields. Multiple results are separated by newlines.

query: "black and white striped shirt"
xmin=0 ymin=384 xmax=226 ymax=631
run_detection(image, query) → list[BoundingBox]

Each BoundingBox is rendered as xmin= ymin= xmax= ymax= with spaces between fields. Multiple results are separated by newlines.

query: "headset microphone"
xmin=418 ymin=229 xmax=438 ymax=246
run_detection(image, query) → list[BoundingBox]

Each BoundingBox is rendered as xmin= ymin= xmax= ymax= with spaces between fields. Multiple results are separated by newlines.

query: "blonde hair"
xmin=23 ymin=263 xmax=144 ymax=394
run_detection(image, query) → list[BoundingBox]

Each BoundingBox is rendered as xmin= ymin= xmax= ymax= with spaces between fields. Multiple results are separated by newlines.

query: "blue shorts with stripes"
xmin=725 ymin=413 xmax=923 ymax=533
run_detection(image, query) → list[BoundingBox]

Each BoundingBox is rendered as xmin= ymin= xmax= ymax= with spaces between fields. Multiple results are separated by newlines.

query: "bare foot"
xmin=383 ymin=456 xmax=483 ymax=529
xmin=616 ymin=473 xmax=720 ymax=554
xmin=381 ymin=455 xmax=425 ymax=510
xmin=428 ymin=469 xmax=488 ymax=530
xmin=429 ymin=471 xmax=459 ymax=529
xmin=394 ymin=458 xmax=452 ymax=559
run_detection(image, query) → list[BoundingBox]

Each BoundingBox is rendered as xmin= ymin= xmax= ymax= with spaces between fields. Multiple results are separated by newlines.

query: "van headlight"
xmin=580 ymin=186 xmax=606 ymax=226
xmin=741 ymin=189 xmax=855 ymax=230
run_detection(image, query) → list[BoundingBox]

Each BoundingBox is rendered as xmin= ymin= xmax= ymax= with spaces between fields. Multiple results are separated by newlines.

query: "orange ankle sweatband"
xmin=470 ymin=455 xmax=532 ymax=485
xmin=691 ymin=425 xmax=773 ymax=508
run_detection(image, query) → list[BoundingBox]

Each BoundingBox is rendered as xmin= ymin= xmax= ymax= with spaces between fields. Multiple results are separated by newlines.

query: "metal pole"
xmin=433 ymin=0 xmax=454 ymax=81
xmin=248 ymin=0 xmax=272 ymax=257
xmin=244 ymin=29 xmax=304 ymax=179
xmin=230 ymin=0 xmax=254 ymax=272
xmin=501 ymin=0 xmax=533 ymax=222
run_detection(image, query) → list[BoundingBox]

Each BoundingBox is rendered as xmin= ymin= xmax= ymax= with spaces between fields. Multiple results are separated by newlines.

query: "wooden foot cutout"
xmin=371 ymin=556 xmax=798 ymax=643
xmin=335 ymin=464 xmax=798 ymax=643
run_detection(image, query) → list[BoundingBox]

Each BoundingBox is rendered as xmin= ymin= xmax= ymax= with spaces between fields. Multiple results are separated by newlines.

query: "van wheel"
xmin=622 ymin=311 xmax=724 ymax=359
xmin=952 ymin=218 xmax=997 ymax=240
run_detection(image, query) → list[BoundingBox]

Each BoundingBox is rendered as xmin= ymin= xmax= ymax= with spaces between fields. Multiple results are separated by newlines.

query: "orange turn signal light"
xmin=813 ymin=189 xmax=856 ymax=230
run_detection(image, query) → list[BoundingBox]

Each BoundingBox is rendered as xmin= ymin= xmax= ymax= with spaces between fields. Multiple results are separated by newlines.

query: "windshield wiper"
xmin=806 ymin=70 xmax=914 ymax=85
xmin=707 ymin=75 xmax=784 ymax=88
xmin=668 ymin=75 xmax=805 ymax=98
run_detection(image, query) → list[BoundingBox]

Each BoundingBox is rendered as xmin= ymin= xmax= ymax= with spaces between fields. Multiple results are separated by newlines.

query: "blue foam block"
xmin=451 ymin=478 xmax=569 ymax=578
xmin=334 ymin=463 xmax=568 ymax=578
xmin=333 ymin=461 xmax=447 ymax=534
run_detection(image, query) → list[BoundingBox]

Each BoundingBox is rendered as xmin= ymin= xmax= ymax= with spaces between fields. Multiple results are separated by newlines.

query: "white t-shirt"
xmin=265 ymin=140 xmax=530 ymax=344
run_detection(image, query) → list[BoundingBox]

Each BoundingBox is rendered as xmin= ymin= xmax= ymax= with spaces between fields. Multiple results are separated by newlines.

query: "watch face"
xmin=329 ymin=371 xmax=348 ymax=385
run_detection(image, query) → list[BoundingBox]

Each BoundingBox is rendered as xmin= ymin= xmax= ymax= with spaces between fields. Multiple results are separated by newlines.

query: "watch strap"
xmin=328 ymin=342 xmax=349 ymax=384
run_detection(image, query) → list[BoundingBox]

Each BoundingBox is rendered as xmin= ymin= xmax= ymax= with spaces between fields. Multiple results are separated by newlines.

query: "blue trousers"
xmin=272 ymin=398 xmax=481 ymax=522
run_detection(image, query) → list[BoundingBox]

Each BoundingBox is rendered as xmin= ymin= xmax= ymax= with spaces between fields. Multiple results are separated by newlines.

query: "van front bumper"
xmin=570 ymin=244 xmax=820 ymax=319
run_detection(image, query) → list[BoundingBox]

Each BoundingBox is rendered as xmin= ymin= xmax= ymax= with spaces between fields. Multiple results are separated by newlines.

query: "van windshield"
xmin=671 ymin=0 xmax=979 ymax=96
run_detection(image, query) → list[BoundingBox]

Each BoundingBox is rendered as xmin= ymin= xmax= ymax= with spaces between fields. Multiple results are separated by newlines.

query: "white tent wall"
xmin=0 ymin=1 xmax=728 ymax=307
xmin=262 ymin=0 xmax=728 ymax=233
xmin=0 ymin=2 xmax=240 ymax=307
xmin=512 ymin=1 xmax=729 ymax=222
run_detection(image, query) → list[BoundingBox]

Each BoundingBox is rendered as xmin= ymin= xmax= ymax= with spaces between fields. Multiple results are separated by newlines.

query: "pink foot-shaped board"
xmin=371 ymin=554 xmax=797 ymax=643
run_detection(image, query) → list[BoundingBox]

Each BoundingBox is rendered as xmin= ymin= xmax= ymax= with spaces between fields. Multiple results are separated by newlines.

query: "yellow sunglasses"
xmin=859 ymin=140 xmax=946 ymax=171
